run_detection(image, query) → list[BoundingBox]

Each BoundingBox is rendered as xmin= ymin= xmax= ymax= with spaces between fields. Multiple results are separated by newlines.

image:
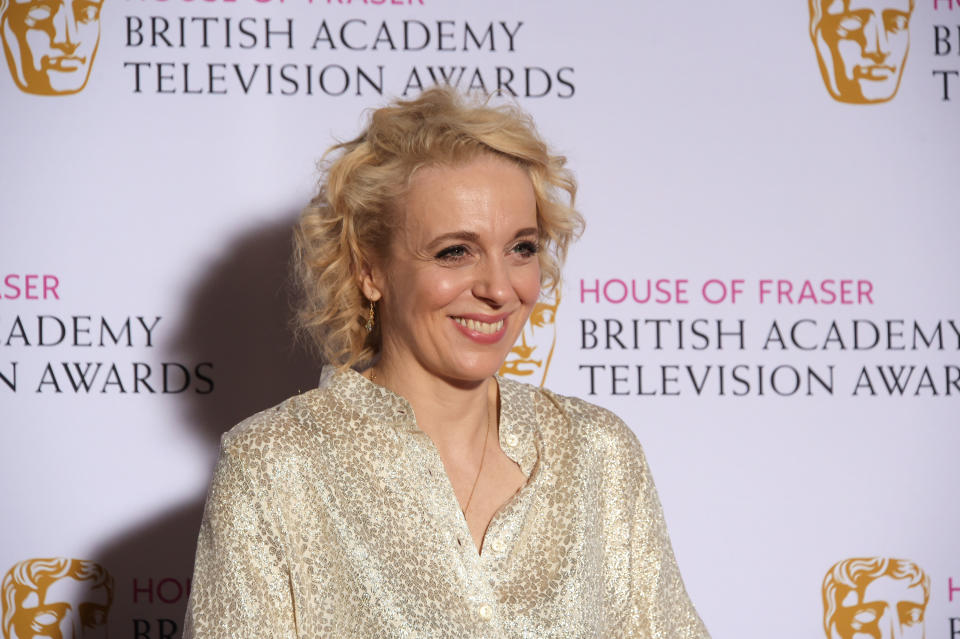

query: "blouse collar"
xmin=319 ymin=366 xmax=539 ymax=478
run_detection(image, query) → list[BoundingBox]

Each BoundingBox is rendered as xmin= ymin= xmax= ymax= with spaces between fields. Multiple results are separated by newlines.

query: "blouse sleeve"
xmin=629 ymin=444 xmax=711 ymax=638
xmin=183 ymin=437 xmax=298 ymax=639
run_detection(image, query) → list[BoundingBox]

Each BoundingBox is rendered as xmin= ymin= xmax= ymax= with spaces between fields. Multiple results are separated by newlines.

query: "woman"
xmin=183 ymin=88 xmax=710 ymax=638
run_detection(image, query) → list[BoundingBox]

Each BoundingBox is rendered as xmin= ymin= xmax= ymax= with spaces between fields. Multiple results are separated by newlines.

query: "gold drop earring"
xmin=365 ymin=300 xmax=375 ymax=333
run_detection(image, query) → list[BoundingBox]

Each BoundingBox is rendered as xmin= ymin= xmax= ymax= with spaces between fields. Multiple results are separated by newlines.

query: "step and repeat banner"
xmin=2 ymin=0 xmax=958 ymax=637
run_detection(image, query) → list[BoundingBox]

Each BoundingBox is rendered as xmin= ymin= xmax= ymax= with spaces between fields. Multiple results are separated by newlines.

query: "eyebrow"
xmin=427 ymin=227 xmax=539 ymax=248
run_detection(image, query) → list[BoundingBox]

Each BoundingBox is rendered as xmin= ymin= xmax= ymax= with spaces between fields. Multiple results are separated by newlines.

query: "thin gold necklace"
xmin=462 ymin=403 xmax=491 ymax=516
xmin=367 ymin=367 xmax=491 ymax=516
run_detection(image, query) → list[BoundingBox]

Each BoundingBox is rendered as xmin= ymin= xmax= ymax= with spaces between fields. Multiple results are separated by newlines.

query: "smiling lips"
xmin=855 ymin=64 xmax=895 ymax=80
xmin=451 ymin=315 xmax=508 ymax=344
xmin=43 ymin=56 xmax=85 ymax=71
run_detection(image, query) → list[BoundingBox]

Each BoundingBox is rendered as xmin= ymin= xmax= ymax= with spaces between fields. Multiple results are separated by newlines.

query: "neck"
xmin=370 ymin=354 xmax=496 ymax=453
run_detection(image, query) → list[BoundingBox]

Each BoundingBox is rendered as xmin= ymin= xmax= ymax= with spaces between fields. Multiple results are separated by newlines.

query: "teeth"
xmin=454 ymin=317 xmax=504 ymax=335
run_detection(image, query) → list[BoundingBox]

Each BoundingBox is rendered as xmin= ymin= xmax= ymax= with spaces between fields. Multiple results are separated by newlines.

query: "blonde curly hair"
xmin=294 ymin=87 xmax=583 ymax=370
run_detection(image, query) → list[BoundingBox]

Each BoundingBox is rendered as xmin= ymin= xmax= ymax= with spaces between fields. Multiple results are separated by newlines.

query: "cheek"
xmin=836 ymin=41 xmax=863 ymax=69
xmin=517 ymin=265 xmax=542 ymax=305
xmin=25 ymin=30 xmax=52 ymax=57
xmin=401 ymin=269 xmax=468 ymax=312
xmin=890 ymin=33 xmax=909 ymax=58
xmin=431 ymin=275 xmax=464 ymax=300
xmin=77 ymin=23 xmax=100 ymax=51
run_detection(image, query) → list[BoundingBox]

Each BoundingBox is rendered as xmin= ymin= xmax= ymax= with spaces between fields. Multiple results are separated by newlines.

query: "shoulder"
xmin=218 ymin=384 xmax=347 ymax=469
xmin=500 ymin=377 xmax=647 ymax=469
xmin=544 ymin=384 xmax=642 ymax=452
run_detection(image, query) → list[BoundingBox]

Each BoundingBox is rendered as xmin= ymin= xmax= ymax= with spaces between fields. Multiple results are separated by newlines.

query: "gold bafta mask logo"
xmin=808 ymin=0 xmax=914 ymax=103
xmin=822 ymin=557 xmax=929 ymax=639
xmin=0 ymin=0 xmax=104 ymax=95
xmin=499 ymin=291 xmax=560 ymax=387
xmin=1 ymin=558 xmax=113 ymax=639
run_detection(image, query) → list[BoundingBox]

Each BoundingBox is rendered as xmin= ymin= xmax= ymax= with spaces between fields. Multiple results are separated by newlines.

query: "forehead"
xmin=401 ymin=156 xmax=537 ymax=236
xmin=862 ymin=575 xmax=924 ymax=604
xmin=825 ymin=0 xmax=912 ymax=12
xmin=841 ymin=576 xmax=925 ymax=606
xmin=20 ymin=575 xmax=109 ymax=607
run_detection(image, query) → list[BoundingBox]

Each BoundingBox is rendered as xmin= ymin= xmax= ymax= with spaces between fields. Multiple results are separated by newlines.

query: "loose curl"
xmin=294 ymin=87 xmax=583 ymax=370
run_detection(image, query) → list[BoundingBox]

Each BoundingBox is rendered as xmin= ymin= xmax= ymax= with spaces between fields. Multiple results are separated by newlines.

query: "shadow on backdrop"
xmin=91 ymin=213 xmax=320 ymax=637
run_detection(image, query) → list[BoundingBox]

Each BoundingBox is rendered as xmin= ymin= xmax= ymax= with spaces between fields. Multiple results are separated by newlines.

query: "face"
xmin=9 ymin=576 xmax=110 ymax=639
xmin=1 ymin=0 xmax=103 ymax=95
xmin=365 ymin=155 xmax=541 ymax=386
xmin=829 ymin=576 xmax=926 ymax=639
xmin=812 ymin=0 xmax=912 ymax=103
xmin=499 ymin=291 xmax=559 ymax=386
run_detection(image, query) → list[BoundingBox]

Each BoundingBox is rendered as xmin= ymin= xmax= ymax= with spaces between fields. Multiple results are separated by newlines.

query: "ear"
xmin=357 ymin=259 xmax=384 ymax=303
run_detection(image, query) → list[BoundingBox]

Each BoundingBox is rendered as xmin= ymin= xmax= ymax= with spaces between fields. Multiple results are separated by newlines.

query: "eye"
xmin=884 ymin=11 xmax=909 ymax=33
xmin=512 ymin=240 xmax=539 ymax=258
xmin=842 ymin=602 xmax=886 ymax=633
xmin=80 ymin=603 xmax=108 ymax=628
xmin=852 ymin=609 xmax=878 ymax=623
xmin=530 ymin=306 xmax=555 ymax=326
xmin=29 ymin=608 xmax=65 ymax=633
xmin=435 ymin=244 xmax=469 ymax=262
xmin=77 ymin=1 xmax=101 ymax=22
xmin=33 ymin=612 xmax=59 ymax=626
xmin=899 ymin=602 xmax=924 ymax=626
xmin=26 ymin=4 xmax=54 ymax=23
xmin=834 ymin=15 xmax=865 ymax=38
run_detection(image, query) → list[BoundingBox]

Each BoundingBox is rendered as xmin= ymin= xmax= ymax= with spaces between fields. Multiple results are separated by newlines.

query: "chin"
xmin=446 ymin=355 xmax=509 ymax=382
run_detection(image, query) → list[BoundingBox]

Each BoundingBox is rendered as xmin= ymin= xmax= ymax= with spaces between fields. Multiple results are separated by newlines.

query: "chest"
xmin=439 ymin=438 xmax=529 ymax=553
xmin=276 ymin=433 xmax=630 ymax=637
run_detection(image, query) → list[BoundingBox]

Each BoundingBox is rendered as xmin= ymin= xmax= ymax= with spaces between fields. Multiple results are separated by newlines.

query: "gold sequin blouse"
xmin=183 ymin=368 xmax=710 ymax=638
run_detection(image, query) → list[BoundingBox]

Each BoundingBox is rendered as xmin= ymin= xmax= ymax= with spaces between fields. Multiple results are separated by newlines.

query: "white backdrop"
xmin=2 ymin=1 xmax=959 ymax=637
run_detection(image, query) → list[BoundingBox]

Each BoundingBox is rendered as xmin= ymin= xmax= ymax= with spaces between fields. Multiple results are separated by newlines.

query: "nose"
xmin=59 ymin=608 xmax=80 ymax=639
xmin=472 ymin=257 xmax=514 ymax=307
xmin=51 ymin=0 xmax=81 ymax=53
xmin=862 ymin=13 xmax=891 ymax=62
xmin=881 ymin=609 xmax=903 ymax=639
